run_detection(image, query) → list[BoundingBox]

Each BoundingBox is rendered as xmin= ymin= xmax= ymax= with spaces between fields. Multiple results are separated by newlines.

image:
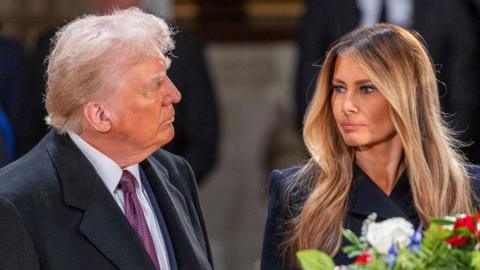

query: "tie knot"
xmin=119 ymin=170 xmax=136 ymax=194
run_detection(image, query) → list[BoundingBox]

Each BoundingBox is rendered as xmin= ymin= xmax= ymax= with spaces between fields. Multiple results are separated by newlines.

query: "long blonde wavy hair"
xmin=284 ymin=24 xmax=474 ymax=264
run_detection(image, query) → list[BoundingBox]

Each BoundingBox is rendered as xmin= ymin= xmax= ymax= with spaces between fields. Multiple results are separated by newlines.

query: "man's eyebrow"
xmin=150 ymin=72 xmax=166 ymax=81
xmin=143 ymin=73 xmax=166 ymax=89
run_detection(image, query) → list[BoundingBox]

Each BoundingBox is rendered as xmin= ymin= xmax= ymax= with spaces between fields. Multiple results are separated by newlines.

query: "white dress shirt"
xmin=69 ymin=132 xmax=171 ymax=270
xmin=356 ymin=0 xmax=413 ymax=28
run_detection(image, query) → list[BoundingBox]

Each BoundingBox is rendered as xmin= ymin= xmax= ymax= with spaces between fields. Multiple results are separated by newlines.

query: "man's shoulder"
xmin=0 ymin=138 xmax=56 ymax=201
xmin=149 ymin=148 xmax=190 ymax=171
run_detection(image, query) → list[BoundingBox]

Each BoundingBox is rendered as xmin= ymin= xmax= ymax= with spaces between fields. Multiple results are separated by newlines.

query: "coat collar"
xmin=45 ymin=130 xmax=157 ymax=270
xmin=348 ymin=164 xmax=417 ymax=220
xmin=141 ymin=157 xmax=213 ymax=270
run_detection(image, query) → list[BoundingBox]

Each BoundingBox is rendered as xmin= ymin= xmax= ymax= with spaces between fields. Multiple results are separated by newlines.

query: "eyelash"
xmin=360 ymin=85 xmax=376 ymax=94
xmin=332 ymin=85 xmax=376 ymax=94
xmin=332 ymin=85 xmax=346 ymax=93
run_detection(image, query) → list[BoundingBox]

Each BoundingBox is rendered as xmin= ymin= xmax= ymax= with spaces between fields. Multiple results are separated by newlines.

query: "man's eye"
xmin=360 ymin=85 xmax=376 ymax=94
xmin=332 ymin=85 xmax=346 ymax=93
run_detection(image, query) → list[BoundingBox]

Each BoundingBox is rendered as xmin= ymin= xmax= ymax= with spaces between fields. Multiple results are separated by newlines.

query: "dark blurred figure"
xmin=0 ymin=108 xmax=14 ymax=166
xmin=0 ymin=32 xmax=25 ymax=165
xmin=25 ymin=1 xmax=219 ymax=184
xmin=162 ymin=30 xmax=219 ymax=182
xmin=295 ymin=0 xmax=480 ymax=162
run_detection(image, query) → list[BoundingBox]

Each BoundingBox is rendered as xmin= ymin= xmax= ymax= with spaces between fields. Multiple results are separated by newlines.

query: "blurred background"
xmin=1 ymin=0 xmax=479 ymax=269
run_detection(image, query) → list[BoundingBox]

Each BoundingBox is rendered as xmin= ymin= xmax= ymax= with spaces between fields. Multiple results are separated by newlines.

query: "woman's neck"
xmin=354 ymin=135 xmax=404 ymax=195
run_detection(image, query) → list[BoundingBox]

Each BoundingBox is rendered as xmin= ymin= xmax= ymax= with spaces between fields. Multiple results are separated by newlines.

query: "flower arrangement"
xmin=296 ymin=213 xmax=480 ymax=270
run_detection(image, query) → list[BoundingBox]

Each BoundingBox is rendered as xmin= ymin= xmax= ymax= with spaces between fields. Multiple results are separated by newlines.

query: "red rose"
xmin=354 ymin=251 xmax=371 ymax=265
xmin=445 ymin=214 xmax=480 ymax=247
xmin=446 ymin=235 xmax=469 ymax=247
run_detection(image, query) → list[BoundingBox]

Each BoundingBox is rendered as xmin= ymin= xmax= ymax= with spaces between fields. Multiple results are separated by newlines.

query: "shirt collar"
xmin=68 ymin=132 xmax=141 ymax=194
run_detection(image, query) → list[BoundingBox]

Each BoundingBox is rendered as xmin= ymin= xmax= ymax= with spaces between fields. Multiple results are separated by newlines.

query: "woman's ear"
xmin=83 ymin=102 xmax=112 ymax=133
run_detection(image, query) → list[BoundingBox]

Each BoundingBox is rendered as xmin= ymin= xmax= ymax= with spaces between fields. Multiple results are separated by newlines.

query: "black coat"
xmin=261 ymin=164 xmax=480 ymax=269
xmin=0 ymin=130 xmax=213 ymax=270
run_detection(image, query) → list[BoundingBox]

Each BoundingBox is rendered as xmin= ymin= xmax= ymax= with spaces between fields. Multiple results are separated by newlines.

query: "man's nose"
xmin=163 ymin=77 xmax=182 ymax=106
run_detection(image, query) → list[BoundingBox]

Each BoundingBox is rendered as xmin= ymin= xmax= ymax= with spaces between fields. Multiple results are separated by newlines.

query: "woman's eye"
xmin=360 ymin=85 xmax=376 ymax=94
xmin=332 ymin=85 xmax=346 ymax=93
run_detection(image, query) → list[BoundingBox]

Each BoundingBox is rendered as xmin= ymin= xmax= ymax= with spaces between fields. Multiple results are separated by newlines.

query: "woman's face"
xmin=330 ymin=54 xmax=397 ymax=150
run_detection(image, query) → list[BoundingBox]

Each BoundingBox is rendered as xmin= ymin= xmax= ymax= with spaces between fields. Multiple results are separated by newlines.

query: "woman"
xmin=261 ymin=23 xmax=480 ymax=269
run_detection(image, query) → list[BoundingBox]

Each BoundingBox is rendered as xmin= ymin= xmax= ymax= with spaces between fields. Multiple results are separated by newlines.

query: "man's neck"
xmin=77 ymin=131 xmax=148 ymax=168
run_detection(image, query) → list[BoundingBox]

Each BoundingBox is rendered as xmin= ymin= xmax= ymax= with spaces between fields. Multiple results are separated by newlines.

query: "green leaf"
xmin=343 ymin=229 xmax=363 ymax=246
xmin=471 ymin=250 xmax=480 ymax=270
xmin=296 ymin=250 xmax=335 ymax=270
xmin=451 ymin=227 xmax=474 ymax=237
xmin=342 ymin=245 xmax=363 ymax=255
xmin=431 ymin=219 xmax=456 ymax=226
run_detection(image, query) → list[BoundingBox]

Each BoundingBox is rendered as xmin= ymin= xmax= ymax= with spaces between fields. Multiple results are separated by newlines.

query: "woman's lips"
xmin=341 ymin=123 xmax=365 ymax=130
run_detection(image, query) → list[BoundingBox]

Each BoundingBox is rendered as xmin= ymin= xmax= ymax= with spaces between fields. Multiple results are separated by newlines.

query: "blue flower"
xmin=408 ymin=224 xmax=423 ymax=252
xmin=386 ymin=245 xmax=398 ymax=269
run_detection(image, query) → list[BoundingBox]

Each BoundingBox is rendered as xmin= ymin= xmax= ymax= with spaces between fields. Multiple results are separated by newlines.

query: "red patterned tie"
xmin=119 ymin=170 xmax=161 ymax=270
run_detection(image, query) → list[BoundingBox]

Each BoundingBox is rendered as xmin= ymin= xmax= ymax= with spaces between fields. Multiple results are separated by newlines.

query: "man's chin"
xmin=156 ymin=129 xmax=175 ymax=149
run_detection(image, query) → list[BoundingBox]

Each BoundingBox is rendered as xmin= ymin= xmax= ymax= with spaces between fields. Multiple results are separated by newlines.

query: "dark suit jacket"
xmin=0 ymin=130 xmax=213 ymax=270
xmin=295 ymin=0 xmax=480 ymax=162
xmin=261 ymin=164 xmax=480 ymax=269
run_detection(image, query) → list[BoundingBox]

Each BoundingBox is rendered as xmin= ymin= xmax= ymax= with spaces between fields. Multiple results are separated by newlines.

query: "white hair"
xmin=45 ymin=7 xmax=174 ymax=133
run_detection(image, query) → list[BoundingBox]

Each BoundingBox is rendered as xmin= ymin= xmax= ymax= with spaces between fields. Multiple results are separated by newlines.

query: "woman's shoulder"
xmin=268 ymin=165 xmax=310 ymax=215
xmin=269 ymin=166 xmax=302 ymax=193
xmin=467 ymin=164 xmax=480 ymax=179
xmin=467 ymin=164 xmax=480 ymax=196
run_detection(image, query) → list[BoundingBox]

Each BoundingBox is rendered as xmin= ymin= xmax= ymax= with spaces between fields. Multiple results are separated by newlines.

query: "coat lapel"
xmin=141 ymin=157 xmax=211 ymax=270
xmin=45 ymin=131 xmax=156 ymax=270
xmin=348 ymin=165 xmax=417 ymax=220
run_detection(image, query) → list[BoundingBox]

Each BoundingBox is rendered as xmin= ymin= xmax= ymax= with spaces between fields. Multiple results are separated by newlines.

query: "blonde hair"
xmin=285 ymin=23 xmax=474 ymax=263
xmin=45 ymin=7 xmax=174 ymax=133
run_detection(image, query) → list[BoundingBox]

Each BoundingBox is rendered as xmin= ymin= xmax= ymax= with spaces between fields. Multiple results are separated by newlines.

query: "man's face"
xmin=107 ymin=56 xmax=181 ymax=155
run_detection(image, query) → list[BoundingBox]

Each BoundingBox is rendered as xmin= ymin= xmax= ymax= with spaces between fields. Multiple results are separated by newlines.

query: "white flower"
xmin=441 ymin=215 xmax=457 ymax=231
xmin=365 ymin=217 xmax=414 ymax=254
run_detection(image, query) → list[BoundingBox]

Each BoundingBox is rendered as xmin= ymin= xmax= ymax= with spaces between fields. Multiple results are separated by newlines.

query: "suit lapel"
xmin=45 ymin=131 xmax=156 ymax=270
xmin=141 ymin=157 xmax=211 ymax=270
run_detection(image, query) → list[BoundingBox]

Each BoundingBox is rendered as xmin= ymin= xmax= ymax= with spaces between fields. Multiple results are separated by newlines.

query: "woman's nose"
xmin=342 ymin=93 xmax=358 ymax=115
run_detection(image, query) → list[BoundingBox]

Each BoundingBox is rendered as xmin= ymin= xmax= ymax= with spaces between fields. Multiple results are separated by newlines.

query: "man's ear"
xmin=83 ymin=102 xmax=112 ymax=133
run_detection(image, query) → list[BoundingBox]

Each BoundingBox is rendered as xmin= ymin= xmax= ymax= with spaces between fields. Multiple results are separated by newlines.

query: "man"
xmin=0 ymin=8 xmax=213 ymax=270
xmin=25 ymin=0 xmax=219 ymax=184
